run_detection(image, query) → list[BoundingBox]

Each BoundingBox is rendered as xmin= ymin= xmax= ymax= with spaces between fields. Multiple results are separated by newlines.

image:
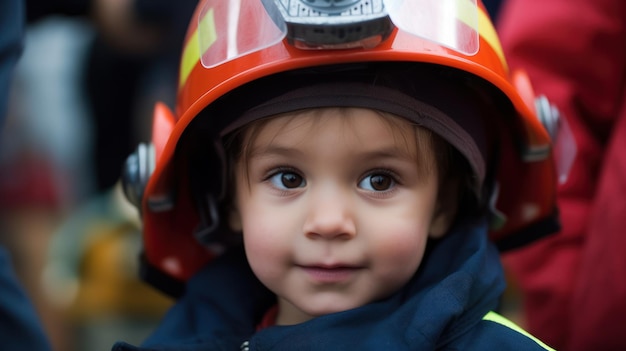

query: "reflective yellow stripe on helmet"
xmin=477 ymin=7 xmax=507 ymax=71
xmin=180 ymin=8 xmax=217 ymax=89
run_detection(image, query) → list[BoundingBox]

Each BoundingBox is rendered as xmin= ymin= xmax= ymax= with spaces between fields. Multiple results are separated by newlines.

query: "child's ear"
xmin=228 ymin=206 xmax=243 ymax=232
xmin=429 ymin=179 xmax=459 ymax=239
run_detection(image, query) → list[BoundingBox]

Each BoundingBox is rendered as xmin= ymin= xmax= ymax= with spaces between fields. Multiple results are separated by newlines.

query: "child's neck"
xmin=275 ymin=298 xmax=316 ymax=326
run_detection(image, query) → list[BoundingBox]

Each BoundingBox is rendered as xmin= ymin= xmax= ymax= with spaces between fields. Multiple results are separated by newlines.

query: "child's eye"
xmin=358 ymin=173 xmax=395 ymax=191
xmin=268 ymin=171 xmax=306 ymax=189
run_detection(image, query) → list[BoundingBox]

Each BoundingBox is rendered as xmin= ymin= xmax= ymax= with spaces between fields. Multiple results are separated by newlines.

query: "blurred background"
xmin=0 ymin=0 xmax=196 ymax=350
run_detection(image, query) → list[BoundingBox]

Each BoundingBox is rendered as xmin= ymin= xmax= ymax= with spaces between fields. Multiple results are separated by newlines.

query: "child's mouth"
xmin=298 ymin=264 xmax=362 ymax=284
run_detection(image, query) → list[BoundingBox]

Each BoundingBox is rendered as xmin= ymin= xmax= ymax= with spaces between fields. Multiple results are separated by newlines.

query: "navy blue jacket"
xmin=0 ymin=247 xmax=52 ymax=351
xmin=113 ymin=219 xmax=554 ymax=350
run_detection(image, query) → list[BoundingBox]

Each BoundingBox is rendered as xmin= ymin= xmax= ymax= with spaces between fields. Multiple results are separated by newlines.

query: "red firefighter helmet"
xmin=122 ymin=0 xmax=570 ymax=295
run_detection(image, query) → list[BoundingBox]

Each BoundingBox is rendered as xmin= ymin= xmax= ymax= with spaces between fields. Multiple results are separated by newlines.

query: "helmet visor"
xmin=197 ymin=0 xmax=479 ymax=68
xmin=386 ymin=0 xmax=478 ymax=55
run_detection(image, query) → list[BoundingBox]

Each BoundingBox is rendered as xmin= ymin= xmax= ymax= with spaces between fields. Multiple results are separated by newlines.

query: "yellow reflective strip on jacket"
xmin=179 ymin=8 xmax=218 ymax=89
xmin=483 ymin=311 xmax=556 ymax=350
xmin=477 ymin=7 xmax=508 ymax=71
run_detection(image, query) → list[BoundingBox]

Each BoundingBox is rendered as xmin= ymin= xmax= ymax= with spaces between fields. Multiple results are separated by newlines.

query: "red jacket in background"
xmin=497 ymin=0 xmax=626 ymax=350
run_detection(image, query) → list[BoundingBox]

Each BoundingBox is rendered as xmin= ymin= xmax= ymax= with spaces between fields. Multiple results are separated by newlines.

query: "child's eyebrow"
xmin=351 ymin=149 xmax=420 ymax=166
xmin=358 ymin=146 xmax=417 ymax=159
xmin=248 ymin=144 xmax=306 ymax=159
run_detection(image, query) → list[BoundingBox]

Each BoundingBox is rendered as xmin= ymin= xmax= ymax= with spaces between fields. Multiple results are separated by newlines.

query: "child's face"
xmin=232 ymin=107 xmax=444 ymax=326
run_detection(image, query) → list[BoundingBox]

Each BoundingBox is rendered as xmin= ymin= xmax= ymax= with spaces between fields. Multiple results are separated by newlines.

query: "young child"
xmin=116 ymin=0 xmax=563 ymax=349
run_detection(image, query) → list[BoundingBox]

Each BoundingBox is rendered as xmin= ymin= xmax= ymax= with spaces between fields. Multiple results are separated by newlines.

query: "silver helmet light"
xmin=262 ymin=0 xmax=394 ymax=49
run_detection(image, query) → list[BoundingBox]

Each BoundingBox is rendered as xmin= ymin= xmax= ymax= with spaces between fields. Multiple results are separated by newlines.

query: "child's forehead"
xmin=226 ymin=81 xmax=485 ymax=183
xmin=247 ymin=107 xmax=417 ymax=145
xmin=266 ymin=107 xmax=413 ymax=130
xmin=235 ymin=107 xmax=443 ymax=182
xmin=240 ymin=107 xmax=432 ymax=165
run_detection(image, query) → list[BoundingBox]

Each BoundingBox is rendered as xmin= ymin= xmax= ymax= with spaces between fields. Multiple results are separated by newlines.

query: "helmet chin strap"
xmin=195 ymin=193 xmax=244 ymax=257
xmin=194 ymin=194 xmax=221 ymax=245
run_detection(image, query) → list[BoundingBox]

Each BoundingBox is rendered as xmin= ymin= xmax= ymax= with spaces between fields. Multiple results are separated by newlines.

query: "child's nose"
xmin=302 ymin=185 xmax=356 ymax=240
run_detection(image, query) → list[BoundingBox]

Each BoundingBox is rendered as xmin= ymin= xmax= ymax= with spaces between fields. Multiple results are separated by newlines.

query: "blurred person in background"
xmin=0 ymin=0 xmax=52 ymax=350
xmin=85 ymin=0 xmax=197 ymax=193
xmin=497 ymin=0 xmax=626 ymax=350
xmin=1 ymin=5 xmax=97 ymax=349
xmin=1 ymin=0 xmax=194 ymax=350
